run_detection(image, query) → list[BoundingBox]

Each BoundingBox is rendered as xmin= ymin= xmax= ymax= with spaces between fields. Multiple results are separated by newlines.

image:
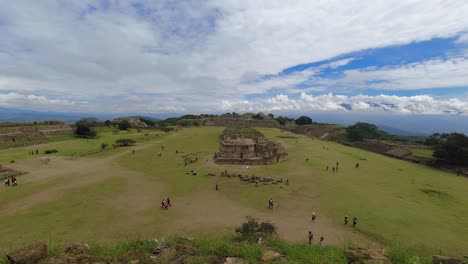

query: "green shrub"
xmin=44 ymin=149 xmax=59 ymax=154
xmin=114 ymin=139 xmax=136 ymax=147
xmin=235 ymin=216 xmax=277 ymax=240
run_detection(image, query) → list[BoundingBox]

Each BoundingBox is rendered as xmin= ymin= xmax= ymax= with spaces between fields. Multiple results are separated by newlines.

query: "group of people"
xmin=28 ymin=149 xmax=39 ymax=155
xmin=344 ymin=215 xmax=358 ymax=227
xmin=4 ymin=176 xmax=17 ymax=187
xmin=161 ymin=197 xmax=171 ymax=210
xmin=326 ymin=161 xmax=340 ymax=172
xmin=308 ymin=231 xmax=325 ymax=246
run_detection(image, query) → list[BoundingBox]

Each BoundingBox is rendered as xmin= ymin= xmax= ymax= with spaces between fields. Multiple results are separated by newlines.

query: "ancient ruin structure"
xmin=215 ymin=127 xmax=287 ymax=165
xmin=0 ymin=122 xmax=73 ymax=144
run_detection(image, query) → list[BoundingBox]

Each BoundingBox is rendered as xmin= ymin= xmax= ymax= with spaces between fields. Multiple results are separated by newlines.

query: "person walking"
xmin=319 ymin=237 xmax=324 ymax=246
xmin=344 ymin=215 xmax=349 ymax=225
xmin=353 ymin=216 xmax=358 ymax=227
xmin=312 ymin=212 xmax=317 ymax=221
xmin=308 ymin=231 xmax=313 ymax=244
xmin=215 ymin=182 xmax=219 ymax=191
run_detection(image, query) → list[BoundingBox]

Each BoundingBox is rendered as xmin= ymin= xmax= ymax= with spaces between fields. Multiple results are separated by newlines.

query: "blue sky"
xmin=0 ymin=1 xmax=468 ymax=132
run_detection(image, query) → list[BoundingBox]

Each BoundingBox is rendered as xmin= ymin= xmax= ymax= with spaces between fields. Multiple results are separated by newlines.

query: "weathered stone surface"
xmin=48 ymin=254 xmax=92 ymax=264
xmin=345 ymin=248 xmax=389 ymax=264
xmin=224 ymin=257 xmax=244 ymax=264
xmin=432 ymin=255 xmax=464 ymax=264
xmin=64 ymin=243 xmax=90 ymax=254
xmin=7 ymin=242 xmax=47 ymax=264
xmin=215 ymin=127 xmax=287 ymax=165
xmin=261 ymin=249 xmax=282 ymax=262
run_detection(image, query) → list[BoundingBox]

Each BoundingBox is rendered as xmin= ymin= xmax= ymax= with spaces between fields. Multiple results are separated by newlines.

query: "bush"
xmin=101 ymin=143 xmax=109 ymax=149
xmin=235 ymin=217 xmax=277 ymax=240
xmin=114 ymin=138 xmax=136 ymax=147
xmin=44 ymin=149 xmax=58 ymax=154
xmin=75 ymin=122 xmax=96 ymax=138
xmin=118 ymin=120 xmax=131 ymax=130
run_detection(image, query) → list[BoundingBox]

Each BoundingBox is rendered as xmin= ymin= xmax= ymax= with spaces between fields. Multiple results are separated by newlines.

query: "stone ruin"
xmin=214 ymin=127 xmax=287 ymax=165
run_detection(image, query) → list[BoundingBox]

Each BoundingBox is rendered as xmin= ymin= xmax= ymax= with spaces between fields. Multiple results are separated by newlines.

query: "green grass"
xmin=409 ymin=148 xmax=435 ymax=160
xmin=0 ymin=128 xmax=163 ymax=163
xmin=0 ymin=177 xmax=124 ymax=250
xmin=117 ymin=127 xmax=224 ymax=195
xmin=1 ymin=126 xmax=467 ymax=259
xmin=257 ymin=128 xmax=468 ymax=256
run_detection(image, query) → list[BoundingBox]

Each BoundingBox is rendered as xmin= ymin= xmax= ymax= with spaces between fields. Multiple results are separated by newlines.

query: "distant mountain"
xmin=0 ymin=107 xmax=168 ymax=123
xmin=377 ymin=125 xmax=429 ymax=137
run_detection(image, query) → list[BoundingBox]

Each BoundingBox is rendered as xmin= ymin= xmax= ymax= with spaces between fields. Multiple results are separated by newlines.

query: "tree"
xmin=275 ymin=116 xmax=293 ymax=126
xmin=433 ymin=133 xmax=468 ymax=166
xmin=74 ymin=118 xmax=97 ymax=138
xmin=118 ymin=120 xmax=131 ymax=130
xmin=114 ymin=138 xmax=136 ymax=147
xmin=295 ymin=116 xmax=313 ymax=125
xmin=104 ymin=120 xmax=112 ymax=126
xmin=346 ymin=122 xmax=380 ymax=141
xmin=252 ymin=113 xmax=264 ymax=120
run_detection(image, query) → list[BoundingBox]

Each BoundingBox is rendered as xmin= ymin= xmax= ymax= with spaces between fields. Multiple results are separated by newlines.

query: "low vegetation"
xmin=114 ymin=138 xmax=136 ymax=147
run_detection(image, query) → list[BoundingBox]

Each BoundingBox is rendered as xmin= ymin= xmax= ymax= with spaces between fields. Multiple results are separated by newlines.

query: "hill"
xmin=377 ymin=125 xmax=429 ymax=137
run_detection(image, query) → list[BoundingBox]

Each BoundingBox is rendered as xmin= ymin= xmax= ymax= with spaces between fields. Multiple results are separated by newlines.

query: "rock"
xmin=153 ymin=242 xmax=170 ymax=255
xmin=224 ymin=257 xmax=244 ymax=264
xmin=64 ymin=243 xmax=90 ymax=254
xmin=7 ymin=242 xmax=47 ymax=264
xmin=261 ymin=249 xmax=282 ymax=262
xmin=345 ymin=248 xmax=389 ymax=264
xmin=432 ymin=255 xmax=463 ymax=264
xmin=47 ymin=254 xmax=92 ymax=264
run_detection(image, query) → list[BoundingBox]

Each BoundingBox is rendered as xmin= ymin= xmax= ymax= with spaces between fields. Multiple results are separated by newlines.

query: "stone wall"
xmin=215 ymin=131 xmax=288 ymax=165
xmin=0 ymin=124 xmax=73 ymax=143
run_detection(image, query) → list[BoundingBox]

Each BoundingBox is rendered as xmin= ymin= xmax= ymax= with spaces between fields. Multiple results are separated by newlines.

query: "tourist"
xmin=268 ymin=198 xmax=274 ymax=209
xmin=319 ymin=237 xmax=324 ymax=246
xmin=353 ymin=216 xmax=358 ymax=227
xmin=215 ymin=182 xmax=219 ymax=191
xmin=332 ymin=167 xmax=335 ymax=172
xmin=12 ymin=177 xmax=17 ymax=186
xmin=36 ymin=149 xmax=38 ymax=155
xmin=132 ymin=149 xmax=135 ymax=154
xmin=312 ymin=212 xmax=317 ymax=221
xmin=344 ymin=215 xmax=349 ymax=225
xmin=4 ymin=177 xmax=9 ymax=186
xmin=167 ymin=197 xmax=171 ymax=206
xmin=355 ymin=163 xmax=359 ymax=168
xmin=308 ymin=231 xmax=313 ymax=244
xmin=161 ymin=199 xmax=165 ymax=209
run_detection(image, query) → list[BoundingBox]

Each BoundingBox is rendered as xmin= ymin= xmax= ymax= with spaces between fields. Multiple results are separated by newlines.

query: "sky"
xmin=0 ymin=1 xmax=468 ymax=132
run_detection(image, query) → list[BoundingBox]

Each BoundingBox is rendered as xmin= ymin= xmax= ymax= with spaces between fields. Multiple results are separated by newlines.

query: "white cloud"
xmin=221 ymin=93 xmax=468 ymax=115
xmin=333 ymin=57 xmax=468 ymax=90
xmin=0 ymin=92 xmax=87 ymax=110
xmin=0 ymin=1 xmax=467 ymax=113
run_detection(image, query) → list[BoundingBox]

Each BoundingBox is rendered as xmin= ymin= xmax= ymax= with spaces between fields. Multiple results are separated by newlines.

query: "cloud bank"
xmin=0 ymin=1 xmax=467 ymax=115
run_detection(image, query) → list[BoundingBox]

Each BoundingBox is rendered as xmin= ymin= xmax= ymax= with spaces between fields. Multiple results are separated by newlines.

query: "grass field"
xmin=0 ymin=127 xmax=467 ymax=259
xmin=409 ymin=148 xmax=435 ymax=160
